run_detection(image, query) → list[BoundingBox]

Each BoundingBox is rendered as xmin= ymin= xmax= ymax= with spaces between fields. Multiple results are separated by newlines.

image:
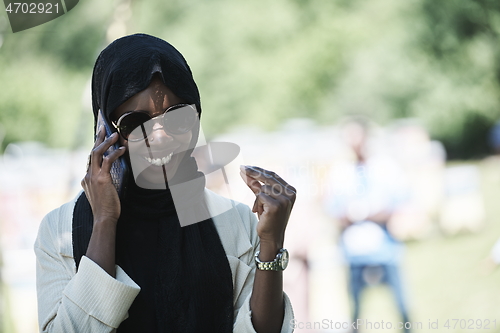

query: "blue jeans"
xmin=349 ymin=264 xmax=411 ymax=333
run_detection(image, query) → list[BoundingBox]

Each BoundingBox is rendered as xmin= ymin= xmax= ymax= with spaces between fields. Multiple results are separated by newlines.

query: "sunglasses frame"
xmin=111 ymin=103 xmax=198 ymax=142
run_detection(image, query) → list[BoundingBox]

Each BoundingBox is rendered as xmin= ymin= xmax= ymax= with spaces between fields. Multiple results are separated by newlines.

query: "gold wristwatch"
xmin=255 ymin=248 xmax=289 ymax=271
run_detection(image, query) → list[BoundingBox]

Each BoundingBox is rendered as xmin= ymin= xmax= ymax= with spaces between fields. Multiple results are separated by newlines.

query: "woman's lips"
xmin=142 ymin=151 xmax=174 ymax=166
xmin=128 ymin=143 xmax=185 ymax=178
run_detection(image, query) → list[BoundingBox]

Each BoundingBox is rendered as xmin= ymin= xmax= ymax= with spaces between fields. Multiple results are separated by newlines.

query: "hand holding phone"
xmin=81 ymin=110 xmax=128 ymax=225
xmin=96 ymin=110 xmax=129 ymax=197
xmin=81 ymin=126 xmax=126 ymax=277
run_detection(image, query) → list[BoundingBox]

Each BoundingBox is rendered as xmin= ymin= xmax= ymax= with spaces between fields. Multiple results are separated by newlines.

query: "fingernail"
xmin=239 ymin=165 xmax=245 ymax=170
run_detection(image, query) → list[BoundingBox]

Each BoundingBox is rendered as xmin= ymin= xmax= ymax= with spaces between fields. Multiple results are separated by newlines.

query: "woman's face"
xmin=111 ymin=76 xmax=194 ymax=187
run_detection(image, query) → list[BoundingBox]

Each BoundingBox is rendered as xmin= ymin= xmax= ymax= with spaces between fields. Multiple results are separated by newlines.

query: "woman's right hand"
xmin=81 ymin=126 xmax=127 ymax=225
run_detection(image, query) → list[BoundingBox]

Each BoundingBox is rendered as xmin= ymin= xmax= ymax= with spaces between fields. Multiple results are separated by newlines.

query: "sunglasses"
xmin=112 ymin=104 xmax=198 ymax=142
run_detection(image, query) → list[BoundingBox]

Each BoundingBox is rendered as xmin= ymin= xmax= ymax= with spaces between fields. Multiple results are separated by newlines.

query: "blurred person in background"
xmin=488 ymin=120 xmax=500 ymax=156
xmin=34 ymin=34 xmax=296 ymax=333
xmin=480 ymin=120 xmax=500 ymax=274
xmin=387 ymin=121 xmax=446 ymax=240
xmin=323 ymin=118 xmax=412 ymax=332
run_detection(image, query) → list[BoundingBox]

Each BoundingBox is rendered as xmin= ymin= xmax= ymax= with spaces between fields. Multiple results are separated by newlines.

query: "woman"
xmin=35 ymin=34 xmax=296 ymax=333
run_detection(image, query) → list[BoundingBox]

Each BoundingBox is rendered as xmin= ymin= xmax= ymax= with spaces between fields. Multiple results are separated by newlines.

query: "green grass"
xmin=360 ymin=159 xmax=500 ymax=333
xmin=1 ymin=282 xmax=15 ymax=333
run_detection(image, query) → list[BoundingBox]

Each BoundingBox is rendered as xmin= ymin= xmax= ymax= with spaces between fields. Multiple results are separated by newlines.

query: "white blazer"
xmin=35 ymin=189 xmax=294 ymax=332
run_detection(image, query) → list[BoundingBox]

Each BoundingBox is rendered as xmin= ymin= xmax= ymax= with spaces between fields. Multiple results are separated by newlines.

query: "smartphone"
xmin=96 ymin=109 xmax=129 ymax=197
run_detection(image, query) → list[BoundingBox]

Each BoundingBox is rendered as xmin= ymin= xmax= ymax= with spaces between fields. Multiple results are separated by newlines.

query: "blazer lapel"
xmin=204 ymin=189 xmax=253 ymax=259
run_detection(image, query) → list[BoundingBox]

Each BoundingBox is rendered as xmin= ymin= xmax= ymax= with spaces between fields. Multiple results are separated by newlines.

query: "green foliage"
xmin=0 ymin=0 xmax=113 ymax=150
xmin=1 ymin=0 xmax=500 ymax=157
xmin=416 ymin=0 xmax=500 ymax=157
xmin=0 ymin=59 xmax=91 ymax=149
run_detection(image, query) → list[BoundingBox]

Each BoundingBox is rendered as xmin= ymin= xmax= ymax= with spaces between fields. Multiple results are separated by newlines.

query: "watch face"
xmin=280 ymin=249 xmax=289 ymax=270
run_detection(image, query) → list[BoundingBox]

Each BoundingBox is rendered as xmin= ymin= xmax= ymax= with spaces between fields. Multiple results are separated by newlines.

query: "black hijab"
xmin=72 ymin=34 xmax=234 ymax=333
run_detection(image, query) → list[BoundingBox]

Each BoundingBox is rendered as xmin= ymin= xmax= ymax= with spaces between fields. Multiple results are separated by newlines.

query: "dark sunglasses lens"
xmin=164 ymin=105 xmax=197 ymax=134
xmin=119 ymin=112 xmax=152 ymax=140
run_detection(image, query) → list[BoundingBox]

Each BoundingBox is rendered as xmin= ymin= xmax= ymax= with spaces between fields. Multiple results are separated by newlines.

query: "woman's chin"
xmin=134 ymin=164 xmax=181 ymax=189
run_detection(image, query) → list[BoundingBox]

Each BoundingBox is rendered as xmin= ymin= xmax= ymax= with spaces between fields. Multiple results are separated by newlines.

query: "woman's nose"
xmin=148 ymin=121 xmax=174 ymax=144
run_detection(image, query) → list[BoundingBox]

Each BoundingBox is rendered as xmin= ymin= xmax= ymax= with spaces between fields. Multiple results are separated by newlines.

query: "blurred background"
xmin=2 ymin=0 xmax=500 ymax=332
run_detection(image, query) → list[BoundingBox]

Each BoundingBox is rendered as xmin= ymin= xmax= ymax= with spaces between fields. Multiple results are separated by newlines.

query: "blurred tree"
xmin=0 ymin=1 xmax=114 ymax=151
xmin=417 ymin=0 xmax=500 ymax=157
xmin=1 ymin=0 xmax=499 ymax=158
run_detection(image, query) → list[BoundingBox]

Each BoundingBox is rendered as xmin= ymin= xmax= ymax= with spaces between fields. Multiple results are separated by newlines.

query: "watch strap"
xmin=254 ymin=249 xmax=288 ymax=271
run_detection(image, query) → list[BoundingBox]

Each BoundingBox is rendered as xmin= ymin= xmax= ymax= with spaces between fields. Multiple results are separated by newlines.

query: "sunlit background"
xmin=2 ymin=0 xmax=500 ymax=332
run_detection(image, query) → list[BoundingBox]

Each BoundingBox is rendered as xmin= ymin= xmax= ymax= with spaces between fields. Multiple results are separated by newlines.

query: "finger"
xmin=86 ymin=154 xmax=91 ymax=172
xmin=258 ymin=184 xmax=292 ymax=200
xmin=101 ymin=146 xmax=127 ymax=174
xmin=89 ymin=126 xmax=105 ymax=171
xmin=239 ymin=169 xmax=261 ymax=194
xmin=258 ymin=184 xmax=280 ymax=197
xmin=241 ymin=165 xmax=295 ymax=192
xmin=91 ymin=132 xmax=119 ymax=173
xmin=93 ymin=125 xmax=106 ymax=149
xmin=95 ymin=132 xmax=120 ymax=154
xmin=242 ymin=166 xmax=297 ymax=195
xmin=80 ymin=178 xmax=92 ymax=207
xmin=248 ymin=166 xmax=297 ymax=193
xmin=257 ymin=179 xmax=297 ymax=209
xmin=252 ymin=200 xmax=259 ymax=214
xmin=255 ymin=191 xmax=279 ymax=216
xmin=258 ymin=184 xmax=295 ymax=212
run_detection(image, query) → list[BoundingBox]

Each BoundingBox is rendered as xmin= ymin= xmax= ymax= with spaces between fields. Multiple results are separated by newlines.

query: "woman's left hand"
xmin=240 ymin=166 xmax=296 ymax=247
